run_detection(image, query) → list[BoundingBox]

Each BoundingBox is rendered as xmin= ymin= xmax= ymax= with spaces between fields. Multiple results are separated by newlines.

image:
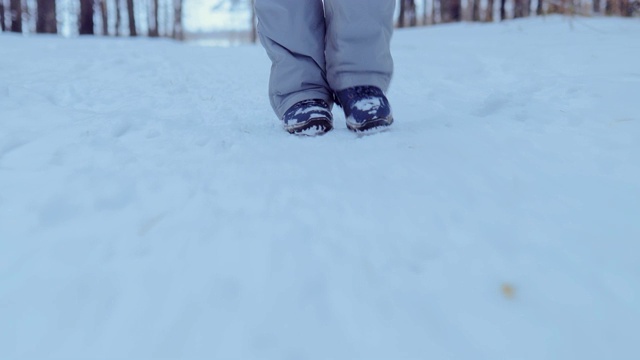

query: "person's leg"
xmin=255 ymin=0 xmax=332 ymax=119
xmin=323 ymin=0 xmax=395 ymax=92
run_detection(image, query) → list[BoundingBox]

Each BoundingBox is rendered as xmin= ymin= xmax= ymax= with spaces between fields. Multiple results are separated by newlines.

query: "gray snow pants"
xmin=255 ymin=0 xmax=395 ymax=119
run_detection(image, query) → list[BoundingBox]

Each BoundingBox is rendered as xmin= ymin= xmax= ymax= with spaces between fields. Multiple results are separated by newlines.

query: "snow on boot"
xmin=336 ymin=86 xmax=393 ymax=132
xmin=282 ymin=99 xmax=333 ymax=136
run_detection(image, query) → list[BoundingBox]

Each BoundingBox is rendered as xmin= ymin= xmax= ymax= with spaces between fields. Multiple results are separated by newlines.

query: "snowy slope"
xmin=1 ymin=16 xmax=640 ymax=359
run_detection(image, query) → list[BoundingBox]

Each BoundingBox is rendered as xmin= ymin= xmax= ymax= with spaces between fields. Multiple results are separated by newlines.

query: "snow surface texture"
xmin=1 ymin=17 xmax=640 ymax=359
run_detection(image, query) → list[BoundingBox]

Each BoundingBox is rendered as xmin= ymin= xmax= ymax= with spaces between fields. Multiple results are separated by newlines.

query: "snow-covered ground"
xmin=1 ymin=16 xmax=639 ymax=359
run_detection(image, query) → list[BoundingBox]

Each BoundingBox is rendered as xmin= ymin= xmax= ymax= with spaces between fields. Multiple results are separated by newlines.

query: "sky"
xmin=184 ymin=0 xmax=252 ymax=32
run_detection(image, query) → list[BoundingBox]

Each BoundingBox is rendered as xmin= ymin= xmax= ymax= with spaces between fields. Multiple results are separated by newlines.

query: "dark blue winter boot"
xmin=282 ymin=99 xmax=333 ymax=135
xmin=336 ymin=86 xmax=393 ymax=132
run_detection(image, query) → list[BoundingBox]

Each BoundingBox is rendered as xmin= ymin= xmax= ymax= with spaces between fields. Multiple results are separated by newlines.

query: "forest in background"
xmin=0 ymin=0 xmax=638 ymax=42
xmin=1 ymin=0 xmax=187 ymax=39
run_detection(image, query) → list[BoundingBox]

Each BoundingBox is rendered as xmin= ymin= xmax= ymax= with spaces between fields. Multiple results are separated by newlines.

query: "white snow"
xmin=1 ymin=16 xmax=639 ymax=359
xmin=353 ymin=97 xmax=383 ymax=113
xmin=294 ymin=105 xmax=328 ymax=116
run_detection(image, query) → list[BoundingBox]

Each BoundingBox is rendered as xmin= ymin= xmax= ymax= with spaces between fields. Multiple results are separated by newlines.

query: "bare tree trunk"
xmin=1 ymin=1 xmax=5 ymax=32
xmin=250 ymin=0 xmax=257 ymax=43
xmin=79 ymin=0 xmax=94 ymax=35
xmin=36 ymin=0 xmax=56 ymax=33
xmin=537 ymin=0 xmax=544 ymax=14
xmin=409 ymin=0 xmax=417 ymax=26
xmin=440 ymin=0 xmax=461 ymax=22
xmin=115 ymin=0 xmax=121 ymax=35
xmin=126 ymin=0 xmax=136 ymax=36
xmin=25 ymin=0 xmax=35 ymax=33
xmin=149 ymin=0 xmax=159 ymax=37
xmin=398 ymin=0 xmax=407 ymax=27
xmin=486 ymin=0 xmax=495 ymax=21
xmin=423 ymin=0 xmax=428 ymax=24
xmin=514 ymin=0 xmax=526 ymax=17
xmin=398 ymin=0 xmax=418 ymax=27
xmin=432 ymin=0 xmax=437 ymax=23
xmin=172 ymin=0 xmax=183 ymax=40
xmin=10 ymin=0 xmax=21 ymax=32
xmin=548 ymin=0 xmax=562 ymax=13
xmin=620 ymin=0 xmax=632 ymax=15
xmin=472 ymin=0 xmax=481 ymax=20
xmin=500 ymin=0 xmax=507 ymax=20
xmin=164 ymin=0 xmax=171 ymax=36
xmin=605 ymin=0 xmax=614 ymax=14
xmin=99 ymin=0 xmax=108 ymax=35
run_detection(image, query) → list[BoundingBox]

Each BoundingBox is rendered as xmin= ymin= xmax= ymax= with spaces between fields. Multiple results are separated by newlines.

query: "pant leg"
xmin=324 ymin=0 xmax=395 ymax=92
xmin=255 ymin=0 xmax=332 ymax=119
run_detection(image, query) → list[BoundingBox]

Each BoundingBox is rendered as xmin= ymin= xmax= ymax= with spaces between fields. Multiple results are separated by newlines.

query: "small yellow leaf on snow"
xmin=502 ymin=283 xmax=515 ymax=299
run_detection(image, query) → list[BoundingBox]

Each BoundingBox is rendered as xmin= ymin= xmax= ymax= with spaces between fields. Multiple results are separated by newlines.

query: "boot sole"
xmin=285 ymin=118 xmax=333 ymax=136
xmin=347 ymin=116 xmax=394 ymax=133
